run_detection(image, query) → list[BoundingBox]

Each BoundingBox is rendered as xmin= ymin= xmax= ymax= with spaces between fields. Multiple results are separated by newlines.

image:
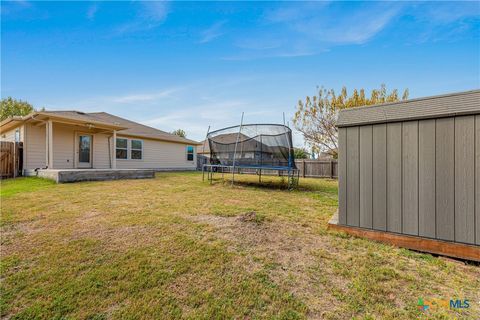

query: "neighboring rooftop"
xmin=197 ymin=140 xmax=210 ymax=154
xmin=337 ymin=89 xmax=480 ymax=127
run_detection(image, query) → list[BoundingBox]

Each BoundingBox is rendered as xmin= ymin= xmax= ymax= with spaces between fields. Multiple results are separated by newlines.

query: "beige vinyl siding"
xmin=51 ymin=123 xmax=112 ymax=169
xmin=115 ymin=136 xmax=196 ymax=170
xmin=20 ymin=122 xmax=195 ymax=170
xmin=25 ymin=123 xmax=46 ymax=169
xmin=52 ymin=123 xmax=75 ymax=169
xmin=93 ymin=133 xmax=111 ymax=169
xmin=1 ymin=129 xmax=16 ymax=142
xmin=1 ymin=126 xmax=24 ymax=142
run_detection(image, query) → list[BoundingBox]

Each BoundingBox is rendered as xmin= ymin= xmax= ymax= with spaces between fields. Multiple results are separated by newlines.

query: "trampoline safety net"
xmin=207 ymin=124 xmax=296 ymax=170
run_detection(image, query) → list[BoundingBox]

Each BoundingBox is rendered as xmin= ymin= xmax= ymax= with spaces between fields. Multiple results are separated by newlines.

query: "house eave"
xmin=34 ymin=112 xmax=128 ymax=131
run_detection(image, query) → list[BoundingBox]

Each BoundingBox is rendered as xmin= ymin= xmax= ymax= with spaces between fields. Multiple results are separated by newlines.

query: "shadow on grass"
xmin=207 ymin=175 xmax=335 ymax=193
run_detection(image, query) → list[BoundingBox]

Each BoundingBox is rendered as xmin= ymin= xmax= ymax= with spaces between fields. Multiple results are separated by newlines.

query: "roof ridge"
xmin=88 ymin=111 xmax=198 ymax=144
xmin=91 ymin=112 xmax=170 ymax=133
xmin=42 ymin=110 xmax=84 ymax=113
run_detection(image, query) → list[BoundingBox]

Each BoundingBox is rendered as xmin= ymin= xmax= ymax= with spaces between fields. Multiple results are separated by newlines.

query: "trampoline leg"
xmin=259 ymin=169 xmax=262 ymax=183
xmin=202 ymin=165 xmax=205 ymax=181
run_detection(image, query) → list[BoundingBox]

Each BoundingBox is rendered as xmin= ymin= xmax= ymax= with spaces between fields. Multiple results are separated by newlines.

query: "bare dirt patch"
xmin=69 ymin=210 xmax=163 ymax=251
xmin=189 ymin=213 xmax=343 ymax=319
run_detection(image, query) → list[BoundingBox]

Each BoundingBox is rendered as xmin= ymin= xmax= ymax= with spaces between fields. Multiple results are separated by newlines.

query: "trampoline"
xmin=202 ymin=123 xmax=299 ymax=187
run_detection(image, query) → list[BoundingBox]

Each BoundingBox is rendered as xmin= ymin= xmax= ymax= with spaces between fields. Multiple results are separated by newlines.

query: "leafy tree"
xmin=293 ymin=147 xmax=309 ymax=159
xmin=293 ymin=84 xmax=409 ymax=158
xmin=0 ymin=97 xmax=36 ymax=121
xmin=171 ymin=129 xmax=186 ymax=138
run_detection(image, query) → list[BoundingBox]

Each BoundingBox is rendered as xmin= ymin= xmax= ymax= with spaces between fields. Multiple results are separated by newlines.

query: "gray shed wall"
xmin=337 ymin=91 xmax=480 ymax=246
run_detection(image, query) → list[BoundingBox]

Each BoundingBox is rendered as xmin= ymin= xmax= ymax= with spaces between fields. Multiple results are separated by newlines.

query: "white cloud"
xmin=230 ymin=1 xmax=478 ymax=60
xmin=113 ymin=1 xmax=170 ymax=35
xmin=417 ymin=2 xmax=479 ymax=24
xmin=112 ymin=88 xmax=179 ymax=104
xmin=404 ymin=2 xmax=480 ymax=44
xmin=298 ymin=6 xmax=402 ymax=45
xmin=263 ymin=2 xmax=330 ymax=24
xmin=1 ymin=0 xmax=32 ymax=16
xmin=14 ymin=0 xmax=30 ymax=7
xmin=86 ymin=3 xmax=98 ymax=20
xmin=198 ymin=20 xmax=227 ymax=44
xmin=228 ymin=2 xmax=403 ymax=60
xmin=140 ymin=1 xmax=169 ymax=22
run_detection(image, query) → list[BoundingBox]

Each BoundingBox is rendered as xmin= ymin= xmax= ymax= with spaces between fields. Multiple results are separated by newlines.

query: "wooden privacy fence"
xmin=297 ymin=159 xmax=337 ymax=178
xmin=197 ymin=155 xmax=337 ymax=179
xmin=0 ymin=141 xmax=22 ymax=179
xmin=1 ymin=141 xmax=15 ymax=179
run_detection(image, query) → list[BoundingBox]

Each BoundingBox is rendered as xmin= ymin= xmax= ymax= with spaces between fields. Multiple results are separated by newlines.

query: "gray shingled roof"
xmin=42 ymin=111 xmax=198 ymax=145
xmin=337 ymin=89 xmax=480 ymax=127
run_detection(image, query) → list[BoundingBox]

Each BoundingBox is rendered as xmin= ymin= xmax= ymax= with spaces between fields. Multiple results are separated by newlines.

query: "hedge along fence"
xmin=337 ymin=90 xmax=480 ymax=247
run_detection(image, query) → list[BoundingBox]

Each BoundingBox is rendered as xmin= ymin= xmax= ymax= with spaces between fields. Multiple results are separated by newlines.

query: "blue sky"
xmin=2 ymin=1 xmax=479 ymax=145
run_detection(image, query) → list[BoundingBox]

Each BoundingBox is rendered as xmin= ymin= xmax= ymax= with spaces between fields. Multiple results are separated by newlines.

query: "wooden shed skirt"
xmin=328 ymin=212 xmax=480 ymax=262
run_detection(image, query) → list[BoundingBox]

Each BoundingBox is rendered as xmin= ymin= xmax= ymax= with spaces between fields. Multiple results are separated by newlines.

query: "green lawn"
xmin=1 ymin=172 xmax=478 ymax=319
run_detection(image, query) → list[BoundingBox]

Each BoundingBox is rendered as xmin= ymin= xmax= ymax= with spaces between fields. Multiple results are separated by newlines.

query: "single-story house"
xmin=0 ymin=111 xmax=199 ymax=178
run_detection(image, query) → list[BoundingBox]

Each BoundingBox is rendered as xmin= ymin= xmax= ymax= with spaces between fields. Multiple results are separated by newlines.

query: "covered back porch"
xmin=37 ymin=112 xmax=125 ymax=170
xmin=18 ymin=112 xmax=156 ymax=182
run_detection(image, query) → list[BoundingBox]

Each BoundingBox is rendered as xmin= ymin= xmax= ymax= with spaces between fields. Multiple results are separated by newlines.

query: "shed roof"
xmin=337 ymin=89 xmax=480 ymax=127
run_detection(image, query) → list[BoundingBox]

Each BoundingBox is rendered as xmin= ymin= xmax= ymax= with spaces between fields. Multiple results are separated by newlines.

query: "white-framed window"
xmin=131 ymin=139 xmax=143 ymax=160
xmin=116 ymin=138 xmax=143 ymax=160
xmin=186 ymin=145 xmax=194 ymax=161
xmin=116 ymin=138 xmax=128 ymax=159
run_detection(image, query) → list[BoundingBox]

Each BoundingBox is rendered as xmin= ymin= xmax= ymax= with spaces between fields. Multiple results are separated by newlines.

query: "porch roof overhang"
xmin=0 ymin=112 xmax=128 ymax=132
xmin=0 ymin=117 xmax=24 ymax=133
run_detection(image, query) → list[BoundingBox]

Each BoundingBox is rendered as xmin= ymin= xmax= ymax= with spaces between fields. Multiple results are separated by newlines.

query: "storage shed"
xmin=333 ymin=90 xmax=480 ymax=261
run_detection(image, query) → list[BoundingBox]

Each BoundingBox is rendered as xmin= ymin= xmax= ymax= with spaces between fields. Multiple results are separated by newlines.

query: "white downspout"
xmin=112 ymin=130 xmax=117 ymax=169
xmin=47 ymin=120 xmax=53 ymax=169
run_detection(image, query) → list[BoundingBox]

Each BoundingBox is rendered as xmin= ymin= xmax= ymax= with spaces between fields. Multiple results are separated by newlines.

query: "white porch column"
xmin=112 ymin=130 xmax=117 ymax=169
xmin=46 ymin=120 xmax=54 ymax=168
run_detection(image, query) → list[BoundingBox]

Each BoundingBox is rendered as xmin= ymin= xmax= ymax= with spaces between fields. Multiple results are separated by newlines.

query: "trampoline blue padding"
xmin=233 ymin=164 xmax=295 ymax=171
